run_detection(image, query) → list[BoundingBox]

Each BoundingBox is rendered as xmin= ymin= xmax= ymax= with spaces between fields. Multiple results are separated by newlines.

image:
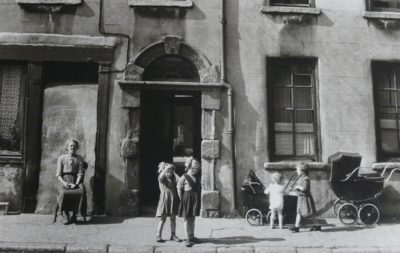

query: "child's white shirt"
xmin=264 ymin=183 xmax=285 ymax=210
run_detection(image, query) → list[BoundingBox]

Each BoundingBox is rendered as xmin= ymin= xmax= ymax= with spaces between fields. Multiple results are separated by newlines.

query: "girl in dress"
xmin=289 ymin=162 xmax=321 ymax=232
xmin=264 ymin=172 xmax=285 ymax=229
xmin=156 ymin=162 xmax=181 ymax=242
xmin=177 ymin=157 xmax=201 ymax=247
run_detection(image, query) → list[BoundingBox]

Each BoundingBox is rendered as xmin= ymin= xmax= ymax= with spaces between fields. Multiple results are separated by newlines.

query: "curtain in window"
xmin=0 ymin=65 xmax=23 ymax=155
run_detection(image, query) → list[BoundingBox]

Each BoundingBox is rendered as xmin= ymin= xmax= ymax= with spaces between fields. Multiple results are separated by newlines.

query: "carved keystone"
xmin=163 ymin=35 xmax=182 ymax=55
xmin=124 ymin=62 xmax=144 ymax=81
xmin=201 ymin=140 xmax=219 ymax=159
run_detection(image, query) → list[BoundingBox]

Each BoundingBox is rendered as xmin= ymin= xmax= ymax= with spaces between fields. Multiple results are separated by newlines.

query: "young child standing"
xmin=156 ymin=162 xmax=181 ymax=242
xmin=289 ymin=162 xmax=321 ymax=232
xmin=177 ymin=157 xmax=201 ymax=247
xmin=264 ymin=172 xmax=285 ymax=229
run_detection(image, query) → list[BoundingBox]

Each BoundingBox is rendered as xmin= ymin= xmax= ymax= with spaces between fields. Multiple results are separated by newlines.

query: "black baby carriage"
xmin=241 ymin=170 xmax=297 ymax=226
xmin=329 ymin=152 xmax=400 ymax=225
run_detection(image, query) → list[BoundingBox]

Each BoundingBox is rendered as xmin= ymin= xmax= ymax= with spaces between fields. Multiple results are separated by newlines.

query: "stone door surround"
xmin=117 ymin=35 xmax=222 ymax=217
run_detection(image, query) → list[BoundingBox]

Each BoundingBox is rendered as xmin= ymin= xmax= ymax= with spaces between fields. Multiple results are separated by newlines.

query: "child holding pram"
xmin=264 ymin=172 xmax=285 ymax=229
xmin=289 ymin=162 xmax=321 ymax=232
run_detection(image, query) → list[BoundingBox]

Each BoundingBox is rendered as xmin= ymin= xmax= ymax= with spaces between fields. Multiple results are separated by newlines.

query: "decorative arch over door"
xmin=118 ymin=35 xmax=222 ymax=218
xmin=124 ymin=35 xmax=219 ymax=83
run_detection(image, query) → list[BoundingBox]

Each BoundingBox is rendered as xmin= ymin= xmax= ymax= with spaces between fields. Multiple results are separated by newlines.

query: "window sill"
xmin=0 ymin=156 xmax=23 ymax=164
xmin=128 ymin=0 xmax=193 ymax=8
xmin=362 ymin=11 xmax=400 ymax=20
xmin=15 ymin=0 xmax=81 ymax=4
xmin=264 ymin=161 xmax=327 ymax=171
xmin=372 ymin=162 xmax=400 ymax=171
xmin=260 ymin=6 xmax=321 ymax=15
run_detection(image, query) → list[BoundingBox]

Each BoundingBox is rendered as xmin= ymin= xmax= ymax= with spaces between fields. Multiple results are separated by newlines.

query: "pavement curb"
xmin=1 ymin=243 xmax=399 ymax=253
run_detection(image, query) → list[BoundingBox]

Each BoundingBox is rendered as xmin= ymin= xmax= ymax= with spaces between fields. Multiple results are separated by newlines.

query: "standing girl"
xmin=156 ymin=162 xmax=181 ymax=242
xmin=289 ymin=162 xmax=321 ymax=232
xmin=264 ymin=172 xmax=285 ymax=229
xmin=177 ymin=157 xmax=201 ymax=247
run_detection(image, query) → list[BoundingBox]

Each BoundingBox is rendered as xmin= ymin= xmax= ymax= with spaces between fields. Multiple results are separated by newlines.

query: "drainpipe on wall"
xmin=220 ymin=0 xmax=237 ymax=212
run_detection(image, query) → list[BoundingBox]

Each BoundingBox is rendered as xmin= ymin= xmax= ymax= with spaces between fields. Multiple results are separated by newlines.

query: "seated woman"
xmin=56 ymin=138 xmax=86 ymax=225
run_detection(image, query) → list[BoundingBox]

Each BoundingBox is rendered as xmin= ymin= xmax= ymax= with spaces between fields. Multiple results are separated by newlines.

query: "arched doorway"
xmin=118 ymin=35 xmax=223 ymax=217
xmin=140 ymin=55 xmax=202 ymax=213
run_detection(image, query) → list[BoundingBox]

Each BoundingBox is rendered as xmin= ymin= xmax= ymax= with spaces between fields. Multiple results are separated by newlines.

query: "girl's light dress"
xmin=156 ymin=173 xmax=180 ymax=217
xmin=264 ymin=184 xmax=285 ymax=210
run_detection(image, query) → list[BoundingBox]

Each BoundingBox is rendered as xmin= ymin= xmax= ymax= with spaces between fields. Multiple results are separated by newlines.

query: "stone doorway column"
xmin=201 ymin=89 xmax=221 ymax=218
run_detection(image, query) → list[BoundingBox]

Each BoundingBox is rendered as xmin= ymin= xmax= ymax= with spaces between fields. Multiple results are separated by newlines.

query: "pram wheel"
xmin=338 ymin=203 xmax=358 ymax=225
xmin=358 ymin=203 xmax=380 ymax=225
xmin=333 ymin=198 xmax=347 ymax=216
xmin=245 ymin=209 xmax=263 ymax=226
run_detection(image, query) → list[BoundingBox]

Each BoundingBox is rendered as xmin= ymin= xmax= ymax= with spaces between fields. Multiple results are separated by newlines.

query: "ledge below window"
xmin=362 ymin=11 xmax=400 ymax=20
xmin=372 ymin=162 xmax=400 ymax=171
xmin=128 ymin=0 xmax=193 ymax=8
xmin=264 ymin=161 xmax=327 ymax=171
xmin=261 ymin=6 xmax=321 ymax=15
xmin=15 ymin=0 xmax=81 ymax=4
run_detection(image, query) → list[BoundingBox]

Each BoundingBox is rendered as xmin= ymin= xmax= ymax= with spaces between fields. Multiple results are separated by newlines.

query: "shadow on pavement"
xmin=76 ymin=216 xmax=127 ymax=225
xmin=320 ymin=225 xmax=375 ymax=233
xmin=199 ymin=236 xmax=285 ymax=245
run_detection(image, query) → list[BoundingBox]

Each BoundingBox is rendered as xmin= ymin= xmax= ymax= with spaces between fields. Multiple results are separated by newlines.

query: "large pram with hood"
xmin=241 ymin=170 xmax=298 ymax=226
xmin=329 ymin=152 xmax=400 ymax=225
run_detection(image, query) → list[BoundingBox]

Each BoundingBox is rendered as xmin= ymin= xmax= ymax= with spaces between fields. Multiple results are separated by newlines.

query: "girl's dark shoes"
xmin=310 ymin=225 xmax=321 ymax=231
xmin=170 ymin=235 xmax=182 ymax=242
xmin=288 ymin=226 xmax=299 ymax=232
xmin=156 ymin=236 xmax=165 ymax=243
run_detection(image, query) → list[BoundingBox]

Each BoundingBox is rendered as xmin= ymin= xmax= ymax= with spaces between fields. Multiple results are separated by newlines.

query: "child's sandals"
xmin=156 ymin=236 xmax=165 ymax=243
xmin=170 ymin=235 xmax=182 ymax=242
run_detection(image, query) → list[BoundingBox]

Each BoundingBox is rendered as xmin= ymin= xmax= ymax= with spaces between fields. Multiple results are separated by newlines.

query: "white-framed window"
xmin=373 ymin=62 xmax=400 ymax=160
xmin=267 ymin=58 xmax=318 ymax=161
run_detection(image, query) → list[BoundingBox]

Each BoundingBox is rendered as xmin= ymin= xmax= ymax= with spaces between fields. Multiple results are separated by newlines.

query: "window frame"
xmin=372 ymin=62 xmax=400 ymax=161
xmin=367 ymin=0 xmax=400 ymax=12
xmin=267 ymin=0 xmax=313 ymax=8
xmin=0 ymin=62 xmax=27 ymax=161
xmin=267 ymin=58 xmax=319 ymax=162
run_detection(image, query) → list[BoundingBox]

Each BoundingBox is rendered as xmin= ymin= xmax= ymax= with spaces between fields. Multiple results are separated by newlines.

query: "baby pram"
xmin=329 ymin=152 xmax=400 ymax=225
xmin=241 ymin=170 xmax=298 ymax=226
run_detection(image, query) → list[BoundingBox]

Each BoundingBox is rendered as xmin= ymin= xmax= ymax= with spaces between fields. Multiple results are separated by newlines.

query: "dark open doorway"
xmin=139 ymin=89 xmax=201 ymax=215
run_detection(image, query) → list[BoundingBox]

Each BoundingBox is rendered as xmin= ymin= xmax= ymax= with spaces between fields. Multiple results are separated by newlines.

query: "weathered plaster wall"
xmin=2 ymin=0 xmax=400 ymax=217
xmin=227 ymin=0 xmax=400 ymax=216
xmin=0 ymin=163 xmax=23 ymax=212
xmin=35 ymin=85 xmax=97 ymax=214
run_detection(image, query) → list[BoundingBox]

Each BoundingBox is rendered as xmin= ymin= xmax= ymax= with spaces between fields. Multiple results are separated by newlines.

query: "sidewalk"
xmin=0 ymin=214 xmax=400 ymax=252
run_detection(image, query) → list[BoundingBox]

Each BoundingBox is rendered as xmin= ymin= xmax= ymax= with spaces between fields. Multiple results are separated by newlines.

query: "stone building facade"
xmin=1 ymin=0 xmax=400 ymax=218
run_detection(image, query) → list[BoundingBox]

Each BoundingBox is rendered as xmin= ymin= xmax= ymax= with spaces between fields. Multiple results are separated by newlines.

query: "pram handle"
xmin=383 ymin=166 xmax=400 ymax=182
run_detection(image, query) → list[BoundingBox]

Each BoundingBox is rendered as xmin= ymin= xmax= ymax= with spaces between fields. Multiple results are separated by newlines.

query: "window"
xmin=373 ymin=63 xmax=400 ymax=160
xmin=0 ymin=63 xmax=26 ymax=158
xmin=269 ymin=0 xmax=311 ymax=7
xmin=268 ymin=59 xmax=318 ymax=161
xmin=369 ymin=0 xmax=400 ymax=12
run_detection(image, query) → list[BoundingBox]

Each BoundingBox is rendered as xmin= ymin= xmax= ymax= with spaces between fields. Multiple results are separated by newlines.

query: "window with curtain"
xmin=0 ymin=63 xmax=26 ymax=157
xmin=373 ymin=63 xmax=400 ymax=160
xmin=268 ymin=59 xmax=318 ymax=161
